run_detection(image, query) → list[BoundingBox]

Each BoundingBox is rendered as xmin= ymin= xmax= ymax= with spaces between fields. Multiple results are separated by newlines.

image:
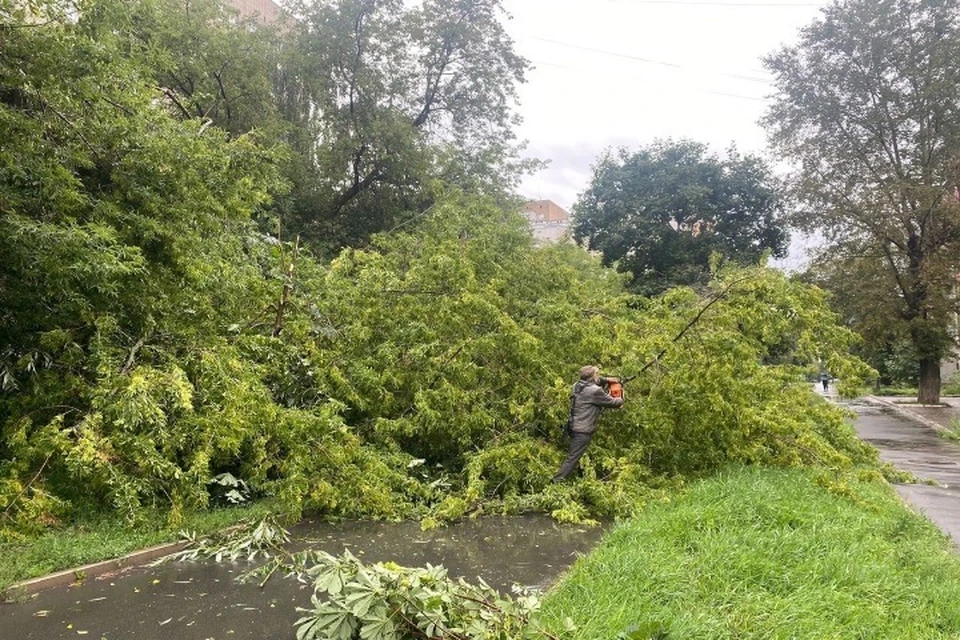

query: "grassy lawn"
xmin=540 ymin=467 xmax=960 ymax=639
xmin=868 ymin=380 xmax=960 ymax=397
xmin=0 ymin=500 xmax=277 ymax=592
xmin=871 ymin=385 xmax=919 ymax=397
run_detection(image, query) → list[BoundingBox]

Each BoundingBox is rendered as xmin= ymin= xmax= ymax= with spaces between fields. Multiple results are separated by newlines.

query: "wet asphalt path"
xmin=849 ymin=400 xmax=960 ymax=545
xmin=0 ymin=515 xmax=604 ymax=640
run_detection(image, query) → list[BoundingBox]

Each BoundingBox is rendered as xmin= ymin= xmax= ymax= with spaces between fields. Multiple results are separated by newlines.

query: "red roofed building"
xmin=228 ymin=0 xmax=282 ymax=25
xmin=522 ymin=200 xmax=571 ymax=243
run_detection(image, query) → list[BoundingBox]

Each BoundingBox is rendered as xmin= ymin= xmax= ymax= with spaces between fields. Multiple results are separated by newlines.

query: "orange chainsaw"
xmin=600 ymin=376 xmax=624 ymax=399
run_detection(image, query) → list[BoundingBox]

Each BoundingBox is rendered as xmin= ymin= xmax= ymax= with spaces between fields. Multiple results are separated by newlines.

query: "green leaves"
xmin=572 ymin=140 xmax=788 ymax=295
xmin=296 ymin=598 xmax=358 ymax=640
xmin=292 ymin=550 xmax=544 ymax=640
xmin=309 ymin=554 xmax=348 ymax=596
xmin=161 ymin=516 xmax=291 ymax=565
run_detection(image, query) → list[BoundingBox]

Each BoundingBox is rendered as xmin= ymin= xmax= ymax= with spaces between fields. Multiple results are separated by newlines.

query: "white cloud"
xmin=503 ymin=0 xmax=829 ymax=210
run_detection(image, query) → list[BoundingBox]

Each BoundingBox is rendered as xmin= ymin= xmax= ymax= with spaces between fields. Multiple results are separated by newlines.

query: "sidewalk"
xmin=0 ymin=516 xmax=603 ymax=639
xmin=850 ymin=394 xmax=960 ymax=547
xmin=867 ymin=395 xmax=960 ymax=433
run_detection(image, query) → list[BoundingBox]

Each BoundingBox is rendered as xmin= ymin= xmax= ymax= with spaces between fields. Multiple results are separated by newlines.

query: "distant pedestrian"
xmin=820 ymin=373 xmax=830 ymax=391
xmin=552 ymin=365 xmax=625 ymax=482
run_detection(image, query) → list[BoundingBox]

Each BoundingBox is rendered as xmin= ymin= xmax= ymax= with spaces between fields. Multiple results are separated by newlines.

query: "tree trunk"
xmin=272 ymin=235 xmax=300 ymax=338
xmin=918 ymin=357 xmax=942 ymax=405
xmin=328 ymin=168 xmax=382 ymax=219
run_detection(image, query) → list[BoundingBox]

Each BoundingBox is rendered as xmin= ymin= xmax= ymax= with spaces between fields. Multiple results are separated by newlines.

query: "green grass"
xmin=866 ymin=384 xmax=960 ymax=398
xmin=944 ymin=381 xmax=960 ymax=396
xmin=0 ymin=500 xmax=277 ymax=591
xmin=938 ymin=417 xmax=960 ymax=443
xmin=870 ymin=385 xmax=919 ymax=397
xmin=540 ymin=467 xmax=960 ymax=639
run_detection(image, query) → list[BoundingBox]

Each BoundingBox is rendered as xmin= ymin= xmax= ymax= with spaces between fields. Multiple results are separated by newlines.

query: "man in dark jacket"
xmin=552 ymin=365 xmax=624 ymax=482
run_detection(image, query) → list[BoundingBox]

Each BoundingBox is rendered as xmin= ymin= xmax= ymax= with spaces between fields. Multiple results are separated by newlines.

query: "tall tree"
xmin=764 ymin=0 xmax=960 ymax=404
xmin=572 ymin=140 xmax=788 ymax=295
xmin=0 ymin=0 xmax=293 ymax=526
xmin=123 ymin=0 xmax=284 ymax=136
xmin=280 ymin=0 xmax=530 ymax=252
xmin=92 ymin=0 xmax=530 ymax=254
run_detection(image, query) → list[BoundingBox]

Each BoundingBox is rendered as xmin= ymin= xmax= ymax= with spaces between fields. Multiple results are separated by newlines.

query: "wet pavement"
xmin=871 ymin=395 xmax=960 ymax=431
xmin=846 ymin=398 xmax=960 ymax=546
xmin=0 ymin=515 xmax=604 ymax=640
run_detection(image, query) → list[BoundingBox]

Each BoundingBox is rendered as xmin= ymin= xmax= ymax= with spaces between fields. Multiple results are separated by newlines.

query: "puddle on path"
xmin=0 ymin=514 xmax=605 ymax=640
xmin=288 ymin=515 xmax=604 ymax=590
xmin=906 ymin=458 xmax=960 ymax=467
xmin=861 ymin=438 xmax=934 ymax=452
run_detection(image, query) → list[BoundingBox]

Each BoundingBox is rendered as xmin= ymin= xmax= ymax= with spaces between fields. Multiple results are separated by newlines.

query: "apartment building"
xmin=522 ymin=200 xmax=572 ymax=243
xmin=229 ymin=0 xmax=282 ymax=25
xmin=943 ymin=274 xmax=960 ymax=381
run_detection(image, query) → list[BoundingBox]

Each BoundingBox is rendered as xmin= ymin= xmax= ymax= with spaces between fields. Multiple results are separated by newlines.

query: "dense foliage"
xmin=1 ymin=0 xmax=881 ymax=542
xmin=572 ymin=140 xmax=788 ymax=296
xmin=279 ymin=0 xmax=532 ymax=251
xmin=764 ymin=0 xmax=960 ymax=403
xmin=106 ymin=0 xmax=533 ymax=254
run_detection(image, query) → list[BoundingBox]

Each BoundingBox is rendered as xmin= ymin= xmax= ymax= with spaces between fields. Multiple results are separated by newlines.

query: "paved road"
xmin=848 ymin=398 xmax=960 ymax=545
xmin=0 ymin=516 xmax=604 ymax=640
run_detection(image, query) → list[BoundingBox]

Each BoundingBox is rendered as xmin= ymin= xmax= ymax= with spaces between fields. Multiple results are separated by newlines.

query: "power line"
xmin=528 ymin=36 xmax=772 ymax=84
xmin=532 ymin=36 xmax=682 ymax=70
xmin=528 ymin=58 xmax=768 ymax=102
xmin=705 ymin=89 xmax=766 ymax=101
xmin=610 ymin=1 xmax=820 ymax=6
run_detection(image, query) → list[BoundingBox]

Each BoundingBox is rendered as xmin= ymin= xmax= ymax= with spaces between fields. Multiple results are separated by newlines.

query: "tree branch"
xmin=627 ymin=273 xmax=757 ymax=381
xmin=328 ymin=167 xmax=383 ymax=217
xmin=1 ymin=453 xmax=52 ymax=524
xmin=120 ymin=335 xmax=147 ymax=375
xmin=160 ymin=87 xmax=193 ymax=120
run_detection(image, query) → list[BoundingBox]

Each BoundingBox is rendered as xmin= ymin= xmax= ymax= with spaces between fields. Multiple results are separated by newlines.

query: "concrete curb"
xmin=2 ymin=521 xmax=254 ymax=602
xmin=862 ymin=395 xmax=950 ymax=434
xmin=2 ymin=539 xmax=190 ymax=602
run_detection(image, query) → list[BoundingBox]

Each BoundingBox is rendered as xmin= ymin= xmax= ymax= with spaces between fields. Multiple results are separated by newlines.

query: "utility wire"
xmin=528 ymin=58 xmax=767 ymax=101
xmin=533 ymin=36 xmax=682 ymax=70
xmin=610 ymin=1 xmax=820 ymax=6
xmin=529 ymin=36 xmax=772 ymax=84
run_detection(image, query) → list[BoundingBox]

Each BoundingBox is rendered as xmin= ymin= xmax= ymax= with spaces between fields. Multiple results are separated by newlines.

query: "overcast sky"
xmin=501 ymin=0 xmax=829 ymax=213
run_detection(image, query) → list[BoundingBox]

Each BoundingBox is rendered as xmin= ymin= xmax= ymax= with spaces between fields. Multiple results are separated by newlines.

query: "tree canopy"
xmin=764 ymin=0 xmax=960 ymax=403
xmin=1 ymin=0 xmax=882 ymax=539
xmin=81 ymin=0 xmax=533 ymax=255
xmin=278 ymin=0 xmax=532 ymax=252
xmin=572 ymin=140 xmax=788 ymax=296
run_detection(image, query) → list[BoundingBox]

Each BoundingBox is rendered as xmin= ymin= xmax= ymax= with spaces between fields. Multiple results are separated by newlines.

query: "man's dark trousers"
xmin=554 ymin=431 xmax=594 ymax=481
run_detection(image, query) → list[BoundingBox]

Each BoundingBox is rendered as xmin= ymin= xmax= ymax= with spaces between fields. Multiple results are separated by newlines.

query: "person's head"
xmin=579 ymin=365 xmax=600 ymax=382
